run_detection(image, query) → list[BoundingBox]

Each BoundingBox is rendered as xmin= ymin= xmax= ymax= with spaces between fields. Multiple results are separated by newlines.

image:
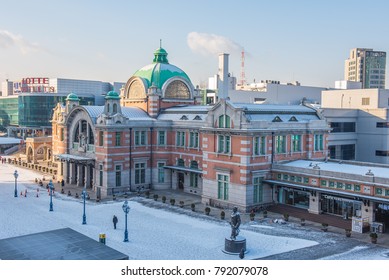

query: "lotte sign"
xmin=13 ymin=77 xmax=55 ymax=93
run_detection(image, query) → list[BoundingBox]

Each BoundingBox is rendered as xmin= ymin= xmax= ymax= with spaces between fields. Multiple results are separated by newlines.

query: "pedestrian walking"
xmin=113 ymin=215 xmax=118 ymax=229
xmin=61 ymin=179 xmax=65 ymax=187
xmin=36 ymin=188 xmax=39 ymax=197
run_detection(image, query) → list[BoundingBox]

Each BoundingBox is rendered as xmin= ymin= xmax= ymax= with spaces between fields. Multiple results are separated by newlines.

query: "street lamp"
xmin=49 ymin=180 xmax=54 ymax=211
xmin=13 ymin=170 xmax=18 ymax=197
xmin=82 ymin=188 xmax=87 ymax=225
xmin=122 ymin=200 xmax=130 ymax=242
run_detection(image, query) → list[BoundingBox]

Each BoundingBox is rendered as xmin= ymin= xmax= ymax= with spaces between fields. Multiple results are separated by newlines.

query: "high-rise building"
xmin=344 ymin=48 xmax=386 ymax=89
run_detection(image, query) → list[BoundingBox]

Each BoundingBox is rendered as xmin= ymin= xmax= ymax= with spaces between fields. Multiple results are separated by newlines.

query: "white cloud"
xmin=187 ymin=32 xmax=243 ymax=56
xmin=0 ymin=30 xmax=43 ymax=55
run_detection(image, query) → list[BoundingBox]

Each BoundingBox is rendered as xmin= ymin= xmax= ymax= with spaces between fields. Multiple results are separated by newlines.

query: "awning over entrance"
xmin=55 ymin=154 xmax=95 ymax=166
xmin=264 ymin=179 xmax=389 ymax=204
xmin=164 ymin=165 xmax=203 ymax=174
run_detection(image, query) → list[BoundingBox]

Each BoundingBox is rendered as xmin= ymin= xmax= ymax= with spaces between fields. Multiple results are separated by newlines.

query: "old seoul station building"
xmin=51 ymin=46 xmax=389 ymax=232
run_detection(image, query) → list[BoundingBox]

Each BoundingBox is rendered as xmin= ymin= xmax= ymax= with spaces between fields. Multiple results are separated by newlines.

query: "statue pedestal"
xmin=223 ymin=236 xmax=247 ymax=255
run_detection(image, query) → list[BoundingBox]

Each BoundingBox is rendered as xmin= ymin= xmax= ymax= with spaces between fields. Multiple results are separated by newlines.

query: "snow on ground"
xmin=2 ymin=163 xmax=389 ymax=260
xmin=0 ymin=164 xmax=317 ymax=260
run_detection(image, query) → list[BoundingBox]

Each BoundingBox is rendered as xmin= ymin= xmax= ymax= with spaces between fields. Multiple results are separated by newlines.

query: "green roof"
xmin=133 ymin=47 xmax=192 ymax=89
xmin=66 ymin=93 xmax=79 ymax=101
xmin=105 ymin=91 xmax=120 ymax=100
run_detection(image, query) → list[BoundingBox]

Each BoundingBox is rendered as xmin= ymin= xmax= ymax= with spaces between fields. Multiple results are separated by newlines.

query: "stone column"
xmin=77 ymin=164 xmax=84 ymax=187
xmin=85 ymin=165 xmax=91 ymax=188
xmin=70 ymin=163 xmax=77 ymax=184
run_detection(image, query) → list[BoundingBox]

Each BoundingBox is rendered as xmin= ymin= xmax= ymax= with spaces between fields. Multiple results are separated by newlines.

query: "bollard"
xmin=99 ymin=233 xmax=106 ymax=244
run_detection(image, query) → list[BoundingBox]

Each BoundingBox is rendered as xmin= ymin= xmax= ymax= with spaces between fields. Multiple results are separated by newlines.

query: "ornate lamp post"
xmin=13 ymin=170 xmax=18 ymax=197
xmin=122 ymin=200 xmax=130 ymax=242
xmin=49 ymin=180 xmax=54 ymax=211
xmin=82 ymin=188 xmax=87 ymax=225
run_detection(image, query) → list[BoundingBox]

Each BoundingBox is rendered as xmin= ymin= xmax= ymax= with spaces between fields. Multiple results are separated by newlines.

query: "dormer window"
xmin=218 ymin=114 xmax=231 ymax=128
xmin=289 ymin=116 xmax=298 ymax=122
xmin=272 ymin=116 xmax=282 ymax=122
xmin=193 ymin=115 xmax=202 ymax=120
xmin=180 ymin=115 xmax=188 ymax=120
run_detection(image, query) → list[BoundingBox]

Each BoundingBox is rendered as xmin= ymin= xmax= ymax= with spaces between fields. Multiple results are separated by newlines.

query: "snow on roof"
xmin=234 ymin=103 xmax=317 ymax=113
xmin=282 ymin=160 xmax=389 ymax=179
xmin=82 ymin=106 xmax=152 ymax=122
xmin=0 ymin=137 xmax=22 ymax=145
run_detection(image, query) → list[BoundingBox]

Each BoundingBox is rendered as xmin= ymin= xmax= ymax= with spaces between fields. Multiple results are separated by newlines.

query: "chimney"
xmin=218 ymin=53 xmax=229 ymax=100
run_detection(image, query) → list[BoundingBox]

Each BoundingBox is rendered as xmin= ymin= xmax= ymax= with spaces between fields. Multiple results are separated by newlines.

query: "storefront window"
xmin=321 ymin=194 xmax=362 ymax=218
xmin=279 ymin=187 xmax=309 ymax=209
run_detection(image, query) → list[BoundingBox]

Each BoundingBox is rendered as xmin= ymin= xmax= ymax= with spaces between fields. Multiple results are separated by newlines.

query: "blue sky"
xmin=0 ymin=0 xmax=388 ymax=88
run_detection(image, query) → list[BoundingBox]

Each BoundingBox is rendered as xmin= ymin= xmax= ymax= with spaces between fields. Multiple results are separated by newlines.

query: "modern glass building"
xmin=0 ymin=78 xmax=124 ymax=136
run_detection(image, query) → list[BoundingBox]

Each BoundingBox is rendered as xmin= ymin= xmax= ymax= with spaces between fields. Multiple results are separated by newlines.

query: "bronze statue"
xmin=229 ymin=206 xmax=241 ymax=240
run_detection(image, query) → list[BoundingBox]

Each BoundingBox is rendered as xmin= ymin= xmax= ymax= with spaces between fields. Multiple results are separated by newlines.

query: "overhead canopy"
xmin=55 ymin=154 xmax=95 ymax=165
xmin=164 ymin=165 xmax=203 ymax=174
xmin=264 ymin=179 xmax=389 ymax=204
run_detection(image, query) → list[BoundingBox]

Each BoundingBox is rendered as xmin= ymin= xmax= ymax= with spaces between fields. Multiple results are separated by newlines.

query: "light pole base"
xmin=124 ymin=230 xmax=129 ymax=242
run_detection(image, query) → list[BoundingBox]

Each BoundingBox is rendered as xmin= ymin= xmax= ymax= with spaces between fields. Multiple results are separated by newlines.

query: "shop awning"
xmin=264 ymin=179 xmax=389 ymax=204
xmin=164 ymin=165 xmax=203 ymax=174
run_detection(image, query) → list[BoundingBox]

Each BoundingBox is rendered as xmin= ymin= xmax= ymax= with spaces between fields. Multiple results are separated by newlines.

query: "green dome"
xmin=66 ymin=93 xmax=79 ymax=101
xmin=105 ymin=91 xmax=120 ymax=100
xmin=133 ymin=47 xmax=192 ymax=90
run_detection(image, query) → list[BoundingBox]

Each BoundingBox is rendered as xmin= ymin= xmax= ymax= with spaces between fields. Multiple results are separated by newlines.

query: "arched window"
xmin=113 ymin=103 xmax=117 ymax=114
xmin=74 ymin=126 xmax=80 ymax=142
xmin=107 ymin=103 xmax=110 ymax=113
xmin=165 ymin=80 xmax=190 ymax=99
xmin=218 ymin=114 xmax=231 ymax=128
xmin=177 ymin=158 xmax=185 ymax=167
xmin=190 ymin=161 xmax=198 ymax=169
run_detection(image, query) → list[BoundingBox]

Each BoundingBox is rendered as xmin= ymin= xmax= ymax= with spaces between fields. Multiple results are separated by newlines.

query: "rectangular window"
xmin=345 ymin=184 xmax=352 ymax=190
xmin=376 ymin=150 xmax=389 ymax=157
xmin=217 ymin=174 xmax=229 ymax=200
xmin=99 ymin=165 xmax=103 ymax=186
xmin=283 ymin=174 xmax=288 ymax=180
xmin=304 ymin=177 xmax=309 ymax=184
xmin=135 ymin=163 xmax=146 ymax=184
xmin=115 ymin=165 xmax=121 ymax=187
xmin=376 ymin=188 xmax=383 ymax=195
xmin=189 ymin=132 xmax=199 ymax=148
xmin=314 ymin=134 xmax=324 ymax=151
xmin=254 ymin=136 xmax=266 ymax=155
xmin=291 ymin=135 xmax=302 ymax=152
xmin=376 ymin=122 xmax=389 ymax=128
xmin=158 ymin=131 xmax=166 ymax=146
xmin=321 ymin=180 xmax=327 ymax=186
xmin=362 ymin=97 xmax=370 ymax=105
xmin=385 ymin=189 xmax=389 ymax=196
xmin=190 ymin=173 xmax=198 ymax=188
xmin=275 ymin=135 xmax=286 ymax=154
xmin=115 ymin=132 xmax=121 ymax=146
xmin=337 ymin=182 xmax=343 ymax=189
xmin=329 ymin=181 xmax=335 ymax=187
xmin=99 ymin=131 xmax=104 ymax=146
xmin=354 ymin=184 xmax=361 ymax=192
xmin=158 ymin=162 xmax=165 ymax=183
xmin=330 ymin=122 xmax=356 ymax=132
xmin=277 ymin=174 xmax=282 ymax=180
xmin=253 ymin=177 xmax=263 ymax=203
xmin=176 ymin=131 xmax=185 ymax=147
xmin=135 ymin=131 xmax=147 ymax=146
xmin=296 ymin=176 xmax=302 ymax=183
xmin=218 ymin=135 xmax=231 ymax=153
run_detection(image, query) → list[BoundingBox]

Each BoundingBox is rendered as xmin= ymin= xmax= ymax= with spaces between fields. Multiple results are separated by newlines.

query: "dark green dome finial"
xmin=66 ymin=92 xmax=79 ymax=101
xmin=105 ymin=91 xmax=120 ymax=100
xmin=153 ymin=39 xmax=169 ymax=64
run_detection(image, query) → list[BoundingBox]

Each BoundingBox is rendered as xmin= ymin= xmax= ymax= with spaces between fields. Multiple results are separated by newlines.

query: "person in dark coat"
xmin=61 ymin=179 xmax=65 ymax=187
xmin=113 ymin=215 xmax=118 ymax=229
